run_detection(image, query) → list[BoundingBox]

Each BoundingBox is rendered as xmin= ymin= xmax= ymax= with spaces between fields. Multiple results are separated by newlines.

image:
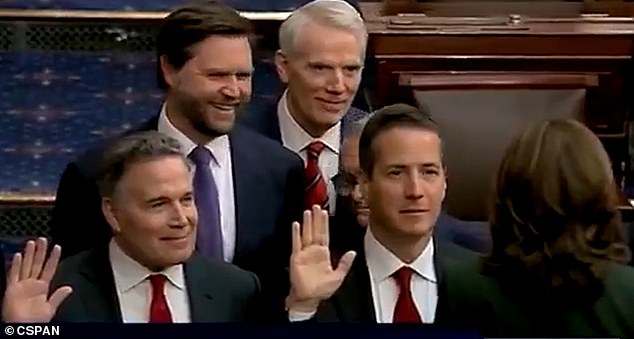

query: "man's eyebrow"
xmin=200 ymin=67 xmax=254 ymax=74
xmin=144 ymin=196 xmax=167 ymax=204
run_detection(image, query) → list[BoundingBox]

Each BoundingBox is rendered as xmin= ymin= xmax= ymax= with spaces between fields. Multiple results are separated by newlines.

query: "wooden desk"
xmin=362 ymin=3 xmax=634 ymax=219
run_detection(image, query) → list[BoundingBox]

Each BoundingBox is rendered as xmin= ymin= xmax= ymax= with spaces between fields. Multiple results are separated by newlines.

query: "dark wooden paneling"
xmin=363 ymin=3 xmax=634 ymax=216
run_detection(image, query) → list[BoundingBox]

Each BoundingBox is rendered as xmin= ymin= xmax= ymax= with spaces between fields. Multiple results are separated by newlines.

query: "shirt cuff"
xmin=288 ymin=309 xmax=317 ymax=322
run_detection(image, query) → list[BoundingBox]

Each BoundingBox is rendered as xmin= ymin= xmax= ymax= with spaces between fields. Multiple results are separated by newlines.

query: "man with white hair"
xmin=241 ymin=0 xmax=369 ymax=215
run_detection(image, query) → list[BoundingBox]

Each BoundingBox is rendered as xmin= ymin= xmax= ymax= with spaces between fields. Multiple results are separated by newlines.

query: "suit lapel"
xmin=261 ymin=102 xmax=362 ymax=156
xmin=78 ymin=247 xmax=123 ymax=322
xmin=432 ymin=237 xmax=444 ymax=290
xmin=184 ymin=255 xmax=223 ymax=322
xmin=339 ymin=114 xmax=349 ymax=147
xmin=244 ymin=101 xmax=282 ymax=142
xmin=332 ymin=247 xmax=376 ymax=322
xmin=263 ymin=95 xmax=360 ymax=144
xmin=228 ymin=126 xmax=272 ymax=265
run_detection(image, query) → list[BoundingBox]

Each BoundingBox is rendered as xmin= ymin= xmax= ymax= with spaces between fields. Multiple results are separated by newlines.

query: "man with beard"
xmin=49 ymin=1 xmax=304 ymax=317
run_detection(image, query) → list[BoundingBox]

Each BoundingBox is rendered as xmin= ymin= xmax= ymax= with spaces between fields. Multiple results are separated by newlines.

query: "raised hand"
xmin=2 ymin=237 xmax=73 ymax=323
xmin=288 ymin=205 xmax=356 ymax=310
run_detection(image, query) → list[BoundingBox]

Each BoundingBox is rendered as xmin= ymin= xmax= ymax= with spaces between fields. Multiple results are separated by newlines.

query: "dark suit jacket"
xmin=50 ymin=247 xmax=260 ymax=322
xmin=49 ymin=115 xmax=304 ymax=319
xmin=435 ymin=212 xmax=491 ymax=254
xmin=627 ymin=221 xmax=634 ymax=267
xmin=239 ymin=100 xmax=369 ymax=146
xmin=313 ymin=238 xmax=475 ymax=322
xmin=240 ymin=100 xmax=372 ymax=250
xmin=51 ymin=116 xmax=302 ymax=260
xmin=436 ymin=256 xmax=634 ymax=338
xmin=240 ymin=102 xmax=491 ymax=255
xmin=330 ymin=201 xmax=491 ymax=256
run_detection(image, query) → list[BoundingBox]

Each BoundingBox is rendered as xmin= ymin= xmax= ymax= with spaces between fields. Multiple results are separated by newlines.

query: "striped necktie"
xmin=304 ymin=141 xmax=329 ymax=210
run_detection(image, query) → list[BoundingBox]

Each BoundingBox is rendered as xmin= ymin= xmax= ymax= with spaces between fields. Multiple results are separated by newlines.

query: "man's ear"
xmin=160 ymin=55 xmax=177 ymax=88
xmin=102 ymin=197 xmax=121 ymax=234
xmin=274 ymin=49 xmax=290 ymax=84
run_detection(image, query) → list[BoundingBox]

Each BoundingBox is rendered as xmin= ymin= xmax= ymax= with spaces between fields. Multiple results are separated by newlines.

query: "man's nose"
xmin=170 ymin=203 xmax=189 ymax=227
xmin=404 ymin=175 xmax=425 ymax=200
xmin=326 ymin=69 xmax=346 ymax=94
xmin=220 ymin=76 xmax=241 ymax=98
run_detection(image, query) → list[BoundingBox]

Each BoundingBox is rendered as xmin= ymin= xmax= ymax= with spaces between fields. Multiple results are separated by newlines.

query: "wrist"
xmin=285 ymin=294 xmax=320 ymax=313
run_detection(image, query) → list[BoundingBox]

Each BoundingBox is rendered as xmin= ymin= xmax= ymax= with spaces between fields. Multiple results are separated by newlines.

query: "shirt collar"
xmin=109 ymin=239 xmax=185 ymax=293
xmin=364 ymin=227 xmax=437 ymax=284
xmin=277 ymin=90 xmax=341 ymax=154
xmin=157 ymin=103 xmax=230 ymax=167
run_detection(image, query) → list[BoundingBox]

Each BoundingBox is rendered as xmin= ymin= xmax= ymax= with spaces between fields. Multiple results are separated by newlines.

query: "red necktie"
xmin=148 ymin=274 xmax=173 ymax=323
xmin=392 ymin=267 xmax=422 ymax=323
xmin=304 ymin=141 xmax=329 ymax=210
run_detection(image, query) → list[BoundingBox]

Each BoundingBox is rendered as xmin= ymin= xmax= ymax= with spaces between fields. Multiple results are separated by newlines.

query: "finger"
xmin=321 ymin=208 xmax=330 ymax=247
xmin=40 ymin=245 xmax=62 ymax=283
xmin=19 ymin=240 xmax=35 ymax=280
xmin=30 ymin=237 xmax=48 ymax=279
xmin=291 ymin=222 xmax=301 ymax=255
xmin=48 ymin=286 xmax=73 ymax=311
xmin=311 ymin=205 xmax=324 ymax=246
xmin=7 ymin=253 xmax=22 ymax=284
xmin=334 ymin=251 xmax=357 ymax=279
xmin=301 ymin=209 xmax=312 ymax=248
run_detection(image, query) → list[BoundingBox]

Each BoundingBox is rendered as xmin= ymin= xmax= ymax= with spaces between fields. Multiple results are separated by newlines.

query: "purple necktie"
xmin=188 ymin=146 xmax=223 ymax=261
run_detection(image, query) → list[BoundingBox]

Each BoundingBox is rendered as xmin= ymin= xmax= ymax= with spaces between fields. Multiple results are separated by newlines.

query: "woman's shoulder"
xmin=604 ymin=263 xmax=634 ymax=295
xmin=442 ymin=252 xmax=496 ymax=296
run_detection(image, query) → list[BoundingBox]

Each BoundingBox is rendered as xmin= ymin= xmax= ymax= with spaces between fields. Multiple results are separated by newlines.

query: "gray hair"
xmin=96 ymin=131 xmax=190 ymax=198
xmin=279 ymin=0 xmax=367 ymax=58
xmin=343 ymin=113 xmax=372 ymax=139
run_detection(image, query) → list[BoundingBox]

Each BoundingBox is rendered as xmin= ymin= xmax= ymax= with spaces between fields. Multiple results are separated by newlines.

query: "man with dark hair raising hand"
xmin=288 ymin=205 xmax=357 ymax=313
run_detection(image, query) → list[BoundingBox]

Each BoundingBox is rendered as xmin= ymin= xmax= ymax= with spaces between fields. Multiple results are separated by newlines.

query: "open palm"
xmin=289 ymin=206 xmax=356 ymax=302
xmin=2 ymin=238 xmax=72 ymax=323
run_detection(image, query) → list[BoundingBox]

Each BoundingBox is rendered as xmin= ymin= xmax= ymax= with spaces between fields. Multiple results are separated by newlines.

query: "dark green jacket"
xmin=436 ymin=255 xmax=634 ymax=338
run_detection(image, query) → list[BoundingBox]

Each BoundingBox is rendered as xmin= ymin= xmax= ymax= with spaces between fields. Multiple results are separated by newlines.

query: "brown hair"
xmin=156 ymin=1 xmax=253 ymax=89
xmin=485 ymin=119 xmax=630 ymax=300
xmin=358 ymin=103 xmax=442 ymax=178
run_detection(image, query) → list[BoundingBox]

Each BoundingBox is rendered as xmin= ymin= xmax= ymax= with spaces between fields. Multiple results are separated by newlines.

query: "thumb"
xmin=334 ymin=250 xmax=356 ymax=279
xmin=48 ymin=286 xmax=73 ymax=311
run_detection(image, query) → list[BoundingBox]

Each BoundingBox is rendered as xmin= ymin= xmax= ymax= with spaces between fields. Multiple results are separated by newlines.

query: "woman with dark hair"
xmin=437 ymin=119 xmax=634 ymax=338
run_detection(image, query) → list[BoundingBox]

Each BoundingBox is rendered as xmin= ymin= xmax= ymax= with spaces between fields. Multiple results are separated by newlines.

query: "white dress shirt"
xmin=277 ymin=90 xmax=340 ymax=214
xmin=365 ymin=229 xmax=438 ymax=323
xmin=158 ymin=105 xmax=237 ymax=262
xmin=288 ymin=229 xmax=438 ymax=323
xmin=109 ymin=239 xmax=191 ymax=323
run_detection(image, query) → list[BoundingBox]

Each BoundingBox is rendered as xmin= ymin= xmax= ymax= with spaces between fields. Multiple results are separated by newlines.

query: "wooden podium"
xmin=361 ymin=0 xmax=634 ymax=220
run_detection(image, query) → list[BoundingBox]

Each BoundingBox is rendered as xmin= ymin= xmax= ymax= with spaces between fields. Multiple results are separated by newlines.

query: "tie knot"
xmin=392 ymin=266 xmax=415 ymax=289
xmin=306 ymin=141 xmax=326 ymax=157
xmin=148 ymin=274 xmax=167 ymax=293
xmin=189 ymin=145 xmax=214 ymax=166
